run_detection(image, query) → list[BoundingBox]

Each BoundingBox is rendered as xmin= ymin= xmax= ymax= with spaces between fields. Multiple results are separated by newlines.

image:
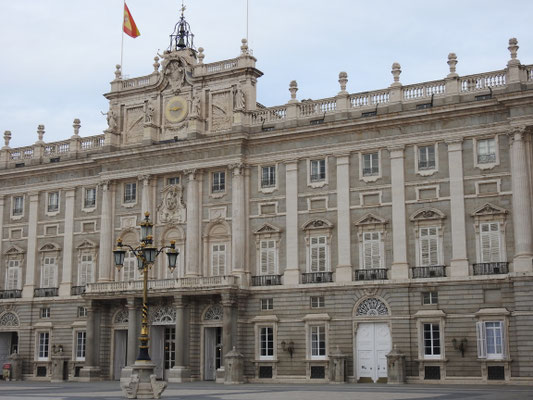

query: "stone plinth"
xmin=167 ymin=365 xmax=191 ymax=383
xmin=51 ymin=355 xmax=69 ymax=382
xmin=224 ymin=347 xmax=244 ymax=384
xmin=8 ymin=352 xmax=22 ymax=381
xmin=386 ymin=346 xmax=406 ymax=384
xmin=329 ymin=346 xmax=346 ymax=384
xmin=120 ymin=361 xmax=167 ymax=399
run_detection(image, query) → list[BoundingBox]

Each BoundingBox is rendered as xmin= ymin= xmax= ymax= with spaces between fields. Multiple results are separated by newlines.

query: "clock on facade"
xmin=165 ymin=96 xmax=189 ymax=123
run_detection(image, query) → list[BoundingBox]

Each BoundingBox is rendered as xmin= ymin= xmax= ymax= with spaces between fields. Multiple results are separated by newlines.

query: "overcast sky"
xmin=1 ymin=0 xmax=532 ymax=148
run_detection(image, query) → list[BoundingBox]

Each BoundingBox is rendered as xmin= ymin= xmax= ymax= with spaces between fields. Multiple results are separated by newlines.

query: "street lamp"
xmin=113 ymin=211 xmax=179 ymax=362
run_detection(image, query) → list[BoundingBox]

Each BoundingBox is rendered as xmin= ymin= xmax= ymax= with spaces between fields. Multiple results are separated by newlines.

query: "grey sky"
xmin=1 ymin=0 xmax=532 ymax=148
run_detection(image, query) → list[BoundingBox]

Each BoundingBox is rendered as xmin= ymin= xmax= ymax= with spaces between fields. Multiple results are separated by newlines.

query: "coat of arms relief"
xmin=157 ymin=184 xmax=186 ymax=224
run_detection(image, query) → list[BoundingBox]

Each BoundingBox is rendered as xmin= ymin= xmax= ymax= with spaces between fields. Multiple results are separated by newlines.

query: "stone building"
xmin=1 ymin=13 xmax=533 ymax=384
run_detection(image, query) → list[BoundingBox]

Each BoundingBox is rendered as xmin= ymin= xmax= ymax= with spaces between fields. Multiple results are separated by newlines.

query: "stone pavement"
xmin=0 ymin=381 xmax=532 ymax=400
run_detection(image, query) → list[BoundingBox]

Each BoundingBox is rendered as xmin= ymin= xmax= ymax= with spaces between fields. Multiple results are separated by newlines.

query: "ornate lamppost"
xmin=113 ymin=211 xmax=178 ymax=399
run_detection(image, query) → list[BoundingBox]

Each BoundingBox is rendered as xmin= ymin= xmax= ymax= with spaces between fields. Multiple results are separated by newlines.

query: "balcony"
xmin=34 ymin=287 xmax=58 ymax=297
xmin=251 ymin=275 xmax=282 ymax=286
xmin=473 ymin=262 xmax=509 ymax=276
xmin=355 ymin=268 xmax=388 ymax=281
xmin=71 ymin=286 xmax=86 ymax=296
xmin=412 ymin=265 xmax=446 ymax=279
xmin=0 ymin=289 xmax=22 ymax=299
xmin=302 ymin=272 xmax=333 ymax=284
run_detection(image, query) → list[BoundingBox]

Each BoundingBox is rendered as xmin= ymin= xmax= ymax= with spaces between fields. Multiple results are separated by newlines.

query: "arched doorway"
xmin=0 ymin=311 xmax=19 ymax=370
xmin=149 ymin=305 xmax=176 ymax=380
xmin=202 ymin=304 xmax=223 ymax=381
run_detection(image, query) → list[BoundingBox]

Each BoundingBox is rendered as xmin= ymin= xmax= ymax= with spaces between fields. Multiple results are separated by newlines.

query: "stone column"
xmin=284 ymin=161 xmax=300 ymax=284
xmin=59 ymin=188 xmax=76 ymax=296
xmin=139 ymin=175 xmax=152 ymax=216
xmin=389 ymin=147 xmax=409 ymax=279
xmin=22 ymin=192 xmax=39 ymax=298
xmin=168 ymin=295 xmax=191 ymax=382
xmin=0 ymin=196 xmax=4 ymax=275
xmin=230 ymin=164 xmax=246 ymax=283
xmin=126 ymin=298 xmax=138 ymax=366
xmin=336 ymin=155 xmax=352 ymax=282
xmin=510 ymin=127 xmax=533 ymax=272
xmin=185 ymin=170 xmax=201 ymax=276
xmin=446 ymin=140 xmax=469 ymax=276
xmin=221 ymin=294 xmax=238 ymax=358
xmin=79 ymin=301 xmax=100 ymax=380
xmin=98 ymin=181 xmax=114 ymax=282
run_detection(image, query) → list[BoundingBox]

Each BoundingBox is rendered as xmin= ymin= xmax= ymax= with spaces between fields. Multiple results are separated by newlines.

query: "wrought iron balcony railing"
xmin=355 ymin=268 xmax=388 ymax=281
xmin=251 ymin=275 xmax=282 ymax=286
xmin=0 ymin=289 xmax=22 ymax=299
xmin=473 ymin=262 xmax=509 ymax=275
xmin=412 ymin=265 xmax=446 ymax=279
xmin=34 ymin=287 xmax=59 ymax=297
xmin=302 ymin=272 xmax=333 ymax=284
xmin=71 ymin=286 xmax=87 ymax=296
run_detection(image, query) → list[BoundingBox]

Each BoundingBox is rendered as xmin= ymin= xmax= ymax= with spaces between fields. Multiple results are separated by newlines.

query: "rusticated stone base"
xmin=120 ymin=361 xmax=167 ymax=399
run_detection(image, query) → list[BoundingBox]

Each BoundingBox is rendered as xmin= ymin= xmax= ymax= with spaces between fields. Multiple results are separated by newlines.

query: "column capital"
xmin=184 ymin=168 xmax=201 ymax=180
xmin=387 ymin=145 xmax=405 ymax=157
xmin=29 ymin=192 xmax=40 ymax=201
xmin=98 ymin=179 xmax=114 ymax=191
xmin=445 ymin=137 xmax=463 ymax=145
xmin=138 ymin=174 xmax=151 ymax=185
xmin=229 ymin=163 xmax=246 ymax=176
xmin=174 ymin=295 xmax=187 ymax=308
xmin=336 ymin=154 xmax=350 ymax=165
xmin=508 ymin=125 xmax=532 ymax=142
xmin=221 ymin=292 xmax=238 ymax=307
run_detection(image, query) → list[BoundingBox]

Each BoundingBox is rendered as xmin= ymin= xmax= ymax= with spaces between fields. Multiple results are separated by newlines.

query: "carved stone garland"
xmin=356 ymin=298 xmax=389 ymax=316
xmin=204 ymin=304 xmax=223 ymax=321
xmin=0 ymin=312 xmax=19 ymax=327
xmin=149 ymin=305 xmax=176 ymax=325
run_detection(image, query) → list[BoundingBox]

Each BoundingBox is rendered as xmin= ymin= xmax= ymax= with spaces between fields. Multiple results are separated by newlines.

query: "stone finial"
xmin=391 ymin=62 xmax=402 ymax=87
xmin=114 ymin=64 xmax=122 ymax=80
xmin=3 ymin=130 xmax=11 ymax=148
xmin=153 ymin=56 xmax=160 ymax=73
xmin=447 ymin=53 xmax=458 ymax=78
xmin=240 ymin=38 xmax=249 ymax=56
xmin=289 ymin=80 xmax=298 ymax=103
xmin=338 ymin=71 xmax=348 ymax=94
xmin=508 ymin=37 xmax=520 ymax=66
xmin=197 ymin=47 xmax=205 ymax=64
xmin=72 ymin=118 xmax=81 ymax=136
xmin=37 ymin=125 xmax=45 ymax=143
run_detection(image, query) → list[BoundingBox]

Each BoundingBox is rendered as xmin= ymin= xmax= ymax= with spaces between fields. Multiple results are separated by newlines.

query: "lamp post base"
xmin=120 ymin=361 xmax=167 ymax=399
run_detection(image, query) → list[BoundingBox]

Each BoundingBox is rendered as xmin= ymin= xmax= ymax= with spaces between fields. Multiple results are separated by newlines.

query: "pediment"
xmin=410 ymin=207 xmax=446 ymax=221
xmin=4 ymin=245 xmax=24 ymax=255
xmin=355 ymin=213 xmax=387 ymax=226
xmin=302 ymin=218 xmax=333 ymax=230
xmin=472 ymin=203 xmax=507 ymax=217
xmin=254 ymin=223 xmax=281 ymax=235
xmin=76 ymin=239 xmax=97 ymax=250
xmin=39 ymin=243 xmax=60 ymax=252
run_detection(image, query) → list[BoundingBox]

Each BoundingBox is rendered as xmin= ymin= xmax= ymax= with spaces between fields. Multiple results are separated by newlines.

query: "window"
xmin=363 ymin=232 xmax=382 ymax=269
xmin=77 ymin=307 xmax=88 ymax=318
xmin=423 ymin=323 xmax=441 ymax=358
xmin=480 ymin=222 xmax=501 ymax=262
xmin=167 ymin=177 xmax=180 ymax=185
xmin=6 ymin=260 xmax=20 ymax=290
xmin=310 ymin=325 xmax=326 ymax=359
xmin=309 ymin=236 xmax=327 ymax=272
xmin=124 ymin=182 xmax=137 ymax=203
xmin=259 ymin=240 xmax=276 ymax=275
xmin=212 ymin=171 xmax=225 ymax=193
xmin=37 ymin=332 xmax=50 ymax=361
xmin=122 ymin=251 xmax=137 ymax=281
xmin=310 ymin=296 xmax=325 ymax=308
xmin=12 ymin=196 xmax=23 ymax=216
xmin=420 ymin=227 xmax=439 ymax=266
xmin=477 ymin=321 xmax=505 ymax=359
xmin=362 ymin=153 xmax=379 ymax=176
xmin=260 ymin=327 xmax=274 ymax=359
xmin=261 ymin=298 xmax=273 ymax=310
xmin=84 ymin=188 xmax=96 ymax=208
xmin=422 ymin=291 xmax=438 ymax=305
xmin=47 ymin=191 xmax=59 ymax=212
xmin=211 ymin=244 xmax=226 ymax=276
xmin=79 ymin=253 xmax=94 ymax=286
xmin=40 ymin=307 xmax=50 ymax=318
xmin=477 ymin=138 xmax=496 ymax=164
xmin=41 ymin=256 xmax=57 ymax=288
xmin=418 ymin=145 xmax=436 ymax=170
xmin=261 ymin=166 xmax=276 ymax=188
xmin=76 ymin=331 xmax=86 ymax=361
xmin=310 ymin=159 xmax=326 ymax=182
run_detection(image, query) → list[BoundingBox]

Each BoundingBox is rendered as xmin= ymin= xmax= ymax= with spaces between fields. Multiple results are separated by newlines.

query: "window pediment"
xmin=254 ymin=223 xmax=282 ymax=235
xmin=355 ymin=213 xmax=387 ymax=227
xmin=302 ymin=218 xmax=333 ymax=231
xmin=39 ymin=243 xmax=60 ymax=253
xmin=77 ymin=239 xmax=97 ymax=251
xmin=410 ymin=208 xmax=446 ymax=222
xmin=472 ymin=203 xmax=507 ymax=217
xmin=4 ymin=245 xmax=24 ymax=256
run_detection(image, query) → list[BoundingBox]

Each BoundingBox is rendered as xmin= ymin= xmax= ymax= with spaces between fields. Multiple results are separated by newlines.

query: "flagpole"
xmin=246 ymin=0 xmax=249 ymax=42
xmin=121 ymin=0 xmax=125 ymax=75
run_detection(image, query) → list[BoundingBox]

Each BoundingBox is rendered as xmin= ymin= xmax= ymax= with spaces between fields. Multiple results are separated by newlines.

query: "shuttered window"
xmin=480 ymin=222 xmax=501 ymax=262
xmin=6 ymin=260 xmax=20 ymax=290
xmin=310 ymin=236 xmax=327 ymax=272
xmin=363 ymin=232 xmax=381 ymax=269
xmin=418 ymin=145 xmax=436 ymax=170
xmin=122 ymin=252 xmax=137 ymax=281
xmin=79 ymin=253 xmax=94 ymax=286
xmin=420 ymin=227 xmax=439 ymax=266
xmin=211 ymin=244 xmax=226 ymax=276
xmin=260 ymin=240 xmax=276 ymax=275
xmin=41 ymin=256 xmax=56 ymax=288
xmin=477 ymin=321 xmax=505 ymax=359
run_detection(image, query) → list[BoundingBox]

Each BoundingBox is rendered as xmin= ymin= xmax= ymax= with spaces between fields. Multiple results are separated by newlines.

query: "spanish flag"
xmin=123 ymin=3 xmax=140 ymax=38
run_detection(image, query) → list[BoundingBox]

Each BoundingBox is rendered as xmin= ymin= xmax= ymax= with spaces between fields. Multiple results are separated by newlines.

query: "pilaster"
xmin=284 ymin=160 xmax=300 ymax=284
xmin=98 ymin=181 xmax=114 ymax=282
xmin=139 ymin=174 xmax=153 ymax=216
xmin=126 ymin=298 xmax=139 ymax=366
xmin=221 ymin=293 xmax=238 ymax=356
xmin=22 ymin=192 xmax=39 ymax=298
xmin=230 ymin=164 xmax=247 ymax=284
xmin=335 ymin=155 xmax=352 ymax=282
xmin=168 ymin=295 xmax=191 ymax=382
xmin=59 ymin=188 xmax=76 ymax=296
xmin=79 ymin=301 xmax=101 ymax=380
xmin=0 ymin=197 xmax=4 ymax=272
xmin=185 ymin=169 xmax=201 ymax=276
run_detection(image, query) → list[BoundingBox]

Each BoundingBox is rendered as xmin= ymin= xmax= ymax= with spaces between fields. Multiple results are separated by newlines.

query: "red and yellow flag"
xmin=123 ymin=3 xmax=140 ymax=38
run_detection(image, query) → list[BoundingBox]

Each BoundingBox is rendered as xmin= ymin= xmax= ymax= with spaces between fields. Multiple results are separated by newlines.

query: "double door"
xmin=356 ymin=323 xmax=391 ymax=382
xmin=151 ymin=326 xmax=176 ymax=380
xmin=204 ymin=327 xmax=222 ymax=381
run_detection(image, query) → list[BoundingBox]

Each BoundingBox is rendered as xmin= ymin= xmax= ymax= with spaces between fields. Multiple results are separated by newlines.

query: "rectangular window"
xmin=480 ymin=222 xmax=501 ymax=263
xmin=422 ymin=291 xmax=438 ymax=305
xmin=261 ymin=298 xmax=273 ymax=311
xmin=310 ymin=296 xmax=325 ymax=308
xmin=40 ymin=307 xmax=50 ymax=318
xmin=212 ymin=171 xmax=226 ymax=193
xmin=124 ymin=183 xmax=137 ymax=203
xmin=84 ymin=188 xmax=96 ymax=208
xmin=77 ymin=307 xmax=88 ymax=318
xmin=41 ymin=256 xmax=56 ymax=288
xmin=76 ymin=331 xmax=86 ymax=361
xmin=79 ymin=253 xmax=94 ymax=286
xmin=211 ymin=244 xmax=226 ymax=276
xmin=310 ymin=236 xmax=327 ymax=272
xmin=122 ymin=252 xmax=137 ymax=281
xmin=310 ymin=159 xmax=326 ymax=182
xmin=259 ymin=240 xmax=276 ymax=275
xmin=6 ymin=260 xmax=20 ymax=290
xmin=477 ymin=321 xmax=504 ymax=359
xmin=167 ymin=177 xmax=180 ymax=185
xmin=363 ymin=232 xmax=381 ymax=269
xmin=362 ymin=152 xmax=379 ymax=176
xmin=418 ymin=145 xmax=436 ymax=170
xmin=477 ymin=138 xmax=496 ymax=164
xmin=423 ymin=323 xmax=441 ymax=358
xmin=47 ymin=192 xmax=59 ymax=212
xmin=310 ymin=325 xmax=326 ymax=358
xmin=261 ymin=166 xmax=276 ymax=188
xmin=260 ymin=327 xmax=274 ymax=359
xmin=420 ymin=227 xmax=439 ymax=266
xmin=12 ymin=196 xmax=23 ymax=216
xmin=38 ymin=332 xmax=50 ymax=360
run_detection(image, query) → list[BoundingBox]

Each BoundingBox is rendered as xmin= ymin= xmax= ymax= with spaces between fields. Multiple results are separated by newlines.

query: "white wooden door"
xmin=204 ymin=328 xmax=216 ymax=381
xmin=113 ymin=330 xmax=127 ymax=380
xmin=356 ymin=323 xmax=391 ymax=382
xmin=150 ymin=326 xmax=164 ymax=380
xmin=0 ymin=333 xmax=11 ymax=369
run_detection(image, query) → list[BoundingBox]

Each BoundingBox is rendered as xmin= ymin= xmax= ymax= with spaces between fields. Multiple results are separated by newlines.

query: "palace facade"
xmin=1 ymin=16 xmax=533 ymax=384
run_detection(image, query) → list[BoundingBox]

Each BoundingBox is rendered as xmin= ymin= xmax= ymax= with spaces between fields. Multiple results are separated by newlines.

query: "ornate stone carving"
xmin=355 ymin=213 xmax=387 ymax=226
xmin=0 ymin=312 xmax=19 ymax=327
xmin=102 ymin=108 xmax=118 ymax=133
xmin=157 ymin=184 xmax=186 ymax=224
xmin=472 ymin=203 xmax=508 ymax=216
xmin=356 ymin=298 xmax=389 ymax=316
xmin=233 ymin=87 xmax=246 ymax=111
xmin=114 ymin=308 xmax=129 ymax=325
xmin=164 ymin=57 xmax=193 ymax=94
xmin=144 ymin=100 xmax=156 ymax=124
xmin=410 ymin=208 xmax=446 ymax=221
xmin=204 ymin=304 xmax=223 ymax=321
xmin=254 ymin=223 xmax=281 ymax=235
xmin=211 ymin=91 xmax=232 ymax=132
xmin=149 ymin=305 xmax=176 ymax=325
xmin=191 ymin=95 xmax=202 ymax=119
xmin=302 ymin=218 xmax=333 ymax=230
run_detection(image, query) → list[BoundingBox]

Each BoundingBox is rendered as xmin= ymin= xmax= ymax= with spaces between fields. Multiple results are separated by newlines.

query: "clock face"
xmin=165 ymin=96 xmax=188 ymax=123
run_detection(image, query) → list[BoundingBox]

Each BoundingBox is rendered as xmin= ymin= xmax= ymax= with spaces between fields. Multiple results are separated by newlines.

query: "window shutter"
xmin=311 ymin=246 xmax=318 ymax=272
xmin=500 ymin=321 xmax=506 ymax=358
xmin=476 ymin=321 xmax=487 ymax=358
xmin=318 ymin=246 xmax=326 ymax=271
xmin=211 ymin=246 xmax=219 ymax=276
xmin=218 ymin=247 xmax=226 ymax=275
xmin=421 ymin=234 xmax=430 ymax=266
xmin=489 ymin=223 xmax=501 ymax=262
xmin=267 ymin=242 xmax=275 ymax=274
xmin=363 ymin=240 xmax=372 ymax=269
